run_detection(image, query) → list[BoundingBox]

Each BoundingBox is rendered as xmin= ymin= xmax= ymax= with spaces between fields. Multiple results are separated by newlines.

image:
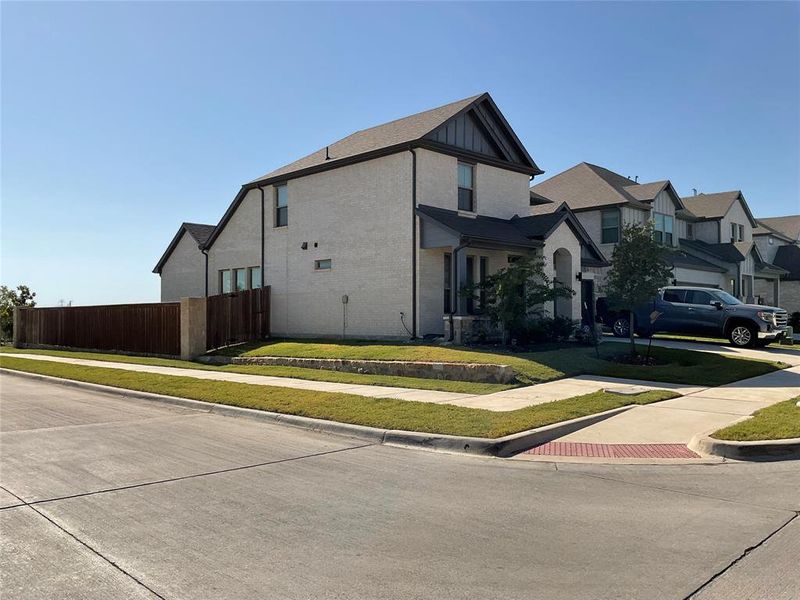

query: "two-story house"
xmin=679 ymin=191 xmax=787 ymax=305
xmin=754 ymin=215 xmax=800 ymax=314
xmin=153 ymin=93 xmax=606 ymax=340
xmin=529 ymin=163 xmax=787 ymax=308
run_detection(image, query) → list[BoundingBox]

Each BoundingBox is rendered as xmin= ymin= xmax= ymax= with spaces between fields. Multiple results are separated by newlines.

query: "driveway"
xmin=2 ymin=374 xmax=799 ymax=600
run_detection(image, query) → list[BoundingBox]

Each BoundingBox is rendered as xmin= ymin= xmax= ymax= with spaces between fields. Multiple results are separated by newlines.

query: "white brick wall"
xmin=159 ymin=232 xmax=206 ymax=302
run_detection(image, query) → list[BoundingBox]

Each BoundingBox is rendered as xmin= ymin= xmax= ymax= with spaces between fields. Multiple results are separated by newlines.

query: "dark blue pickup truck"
xmin=609 ymin=286 xmax=790 ymax=348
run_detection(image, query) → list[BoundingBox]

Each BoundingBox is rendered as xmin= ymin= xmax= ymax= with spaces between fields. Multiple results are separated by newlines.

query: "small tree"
xmin=604 ymin=222 xmax=673 ymax=356
xmin=0 ymin=285 xmax=37 ymax=341
xmin=462 ymin=255 xmax=573 ymax=344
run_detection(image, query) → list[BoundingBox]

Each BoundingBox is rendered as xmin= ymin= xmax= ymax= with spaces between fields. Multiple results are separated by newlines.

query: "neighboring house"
xmin=529 ymin=164 xmax=787 ymax=308
xmin=153 ymin=223 xmax=215 ymax=302
xmin=154 ymin=93 xmax=606 ymax=340
xmin=679 ymin=192 xmax=786 ymax=305
xmin=753 ymin=215 xmax=800 ymax=314
xmin=530 ymin=163 xmax=726 ymax=293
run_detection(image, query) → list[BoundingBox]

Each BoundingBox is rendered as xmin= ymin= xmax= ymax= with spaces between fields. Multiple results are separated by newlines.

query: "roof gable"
xmin=680 ymin=191 xmax=757 ymax=227
xmin=422 ymin=96 xmax=537 ymax=171
xmin=530 ymin=162 xmax=654 ymax=213
xmin=153 ymin=222 xmax=213 ymax=274
xmin=250 ymin=93 xmax=540 ymax=185
xmin=757 ymin=215 xmax=800 ymax=241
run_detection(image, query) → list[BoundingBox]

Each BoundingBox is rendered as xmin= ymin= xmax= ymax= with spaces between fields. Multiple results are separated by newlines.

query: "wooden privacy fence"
xmin=15 ymin=302 xmax=181 ymax=356
xmin=206 ymin=286 xmax=271 ymax=350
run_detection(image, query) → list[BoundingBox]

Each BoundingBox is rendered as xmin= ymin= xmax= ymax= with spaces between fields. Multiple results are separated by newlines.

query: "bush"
xmin=515 ymin=316 xmax=578 ymax=344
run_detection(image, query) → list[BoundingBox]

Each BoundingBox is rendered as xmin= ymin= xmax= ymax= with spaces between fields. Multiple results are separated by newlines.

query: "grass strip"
xmin=712 ymin=398 xmax=800 ymax=441
xmin=0 ymin=356 xmax=677 ymax=439
xmin=214 ymin=339 xmax=787 ymax=386
xmin=0 ymin=347 xmax=512 ymax=395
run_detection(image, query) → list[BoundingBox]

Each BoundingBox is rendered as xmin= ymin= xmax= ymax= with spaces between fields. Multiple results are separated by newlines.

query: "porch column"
xmin=455 ymin=248 xmax=469 ymax=315
xmin=774 ymin=278 xmax=781 ymax=307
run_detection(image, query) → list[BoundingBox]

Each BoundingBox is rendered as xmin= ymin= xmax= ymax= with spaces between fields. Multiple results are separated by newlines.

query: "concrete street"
xmin=2 ymin=374 xmax=799 ymax=600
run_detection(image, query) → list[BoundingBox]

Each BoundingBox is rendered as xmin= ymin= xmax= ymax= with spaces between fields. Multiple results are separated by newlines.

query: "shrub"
xmin=516 ymin=316 xmax=578 ymax=344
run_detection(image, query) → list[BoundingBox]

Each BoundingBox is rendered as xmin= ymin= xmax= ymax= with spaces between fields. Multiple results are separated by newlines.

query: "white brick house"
xmin=154 ymin=94 xmax=606 ymax=340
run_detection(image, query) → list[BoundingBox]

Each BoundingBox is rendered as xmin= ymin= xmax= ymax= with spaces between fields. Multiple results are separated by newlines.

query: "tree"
xmin=0 ymin=285 xmax=37 ymax=340
xmin=462 ymin=255 xmax=574 ymax=344
xmin=604 ymin=222 xmax=673 ymax=356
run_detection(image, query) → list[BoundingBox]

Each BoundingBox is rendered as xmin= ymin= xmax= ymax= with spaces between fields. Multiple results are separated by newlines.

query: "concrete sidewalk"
xmin=3 ymin=352 xmax=700 ymax=412
xmin=559 ymin=365 xmax=800 ymax=445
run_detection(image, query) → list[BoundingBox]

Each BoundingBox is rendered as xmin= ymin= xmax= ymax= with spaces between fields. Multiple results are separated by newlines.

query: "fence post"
xmin=12 ymin=306 xmax=22 ymax=348
xmin=180 ymin=297 xmax=207 ymax=360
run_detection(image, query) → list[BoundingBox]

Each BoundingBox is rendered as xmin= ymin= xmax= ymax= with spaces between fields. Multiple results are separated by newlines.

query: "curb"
xmin=0 ymin=368 xmax=631 ymax=458
xmin=689 ymin=433 xmax=800 ymax=461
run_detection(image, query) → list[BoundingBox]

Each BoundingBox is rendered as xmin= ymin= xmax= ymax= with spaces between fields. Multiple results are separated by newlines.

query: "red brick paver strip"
xmin=525 ymin=442 xmax=700 ymax=459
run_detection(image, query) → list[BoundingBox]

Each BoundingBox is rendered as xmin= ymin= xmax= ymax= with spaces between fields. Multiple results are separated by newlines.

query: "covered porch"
xmin=416 ymin=204 xmax=603 ymax=343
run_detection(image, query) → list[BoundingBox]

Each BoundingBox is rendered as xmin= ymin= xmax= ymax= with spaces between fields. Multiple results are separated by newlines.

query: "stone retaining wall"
xmin=199 ymin=355 xmax=516 ymax=384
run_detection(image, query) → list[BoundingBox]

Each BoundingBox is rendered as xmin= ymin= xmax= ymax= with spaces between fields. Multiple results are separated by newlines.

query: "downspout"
xmin=448 ymin=239 xmax=470 ymax=341
xmin=409 ymin=148 xmax=417 ymax=338
xmin=201 ymin=248 xmax=209 ymax=297
xmin=259 ymin=186 xmax=266 ymax=288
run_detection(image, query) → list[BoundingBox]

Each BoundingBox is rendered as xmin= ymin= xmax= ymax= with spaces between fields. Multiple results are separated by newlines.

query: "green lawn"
xmin=0 ymin=347 xmax=510 ymax=395
xmin=0 ymin=356 xmax=677 ymax=438
xmin=712 ymin=398 xmax=800 ymax=442
xmin=214 ymin=339 xmax=787 ymax=386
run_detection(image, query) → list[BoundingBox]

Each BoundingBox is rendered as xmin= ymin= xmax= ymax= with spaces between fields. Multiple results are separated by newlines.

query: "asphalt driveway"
xmin=1 ymin=374 xmax=799 ymax=600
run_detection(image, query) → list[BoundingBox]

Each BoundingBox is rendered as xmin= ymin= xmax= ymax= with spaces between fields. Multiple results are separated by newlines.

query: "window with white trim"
xmin=275 ymin=184 xmax=288 ymax=227
xmin=653 ymin=213 xmax=674 ymax=245
xmin=601 ymin=209 xmax=620 ymax=244
xmin=457 ymin=162 xmax=474 ymax=212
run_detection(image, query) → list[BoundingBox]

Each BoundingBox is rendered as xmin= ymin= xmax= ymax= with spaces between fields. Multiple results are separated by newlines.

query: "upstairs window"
xmin=653 ymin=213 xmax=674 ymax=245
xmin=730 ymin=222 xmax=744 ymax=242
xmin=601 ymin=209 xmax=620 ymax=244
xmin=738 ymin=224 xmax=745 ymax=242
xmin=457 ymin=162 xmax=474 ymax=212
xmin=275 ymin=184 xmax=288 ymax=227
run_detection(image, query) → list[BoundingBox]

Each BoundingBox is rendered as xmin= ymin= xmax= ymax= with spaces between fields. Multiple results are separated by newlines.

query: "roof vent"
xmin=634 ymin=175 xmax=638 ymax=183
xmin=692 ymin=188 xmax=697 ymax=196
xmin=325 ymin=146 xmax=331 ymax=160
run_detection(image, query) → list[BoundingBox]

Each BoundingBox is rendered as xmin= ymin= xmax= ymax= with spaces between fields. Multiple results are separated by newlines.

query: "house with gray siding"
xmin=529 ymin=164 xmax=787 ymax=309
xmin=153 ymin=93 xmax=606 ymax=340
xmin=753 ymin=215 xmax=800 ymax=314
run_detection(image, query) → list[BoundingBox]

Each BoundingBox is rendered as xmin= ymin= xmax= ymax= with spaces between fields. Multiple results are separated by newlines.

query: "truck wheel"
xmin=612 ymin=317 xmax=630 ymax=338
xmin=728 ymin=324 xmax=757 ymax=348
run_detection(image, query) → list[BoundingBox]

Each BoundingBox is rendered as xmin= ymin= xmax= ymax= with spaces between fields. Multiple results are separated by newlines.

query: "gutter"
xmin=410 ymin=148 xmax=417 ymax=338
xmin=201 ymin=248 xmax=209 ymax=297
xmin=259 ymin=186 xmax=266 ymax=288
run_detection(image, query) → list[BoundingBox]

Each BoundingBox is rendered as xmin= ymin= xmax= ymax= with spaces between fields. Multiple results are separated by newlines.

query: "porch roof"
xmin=666 ymin=250 xmax=727 ymax=273
xmin=416 ymin=204 xmax=543 ymax=248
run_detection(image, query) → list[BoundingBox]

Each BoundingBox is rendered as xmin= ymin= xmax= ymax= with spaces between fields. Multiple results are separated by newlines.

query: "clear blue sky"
xmin=2 ymin=1 xmax=798 ymax=306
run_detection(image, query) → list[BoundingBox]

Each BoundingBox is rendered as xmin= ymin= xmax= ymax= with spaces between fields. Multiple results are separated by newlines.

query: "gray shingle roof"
xmin=680 ymin=191 xmax=757 ymax=227
xmin=666 ymin=249 xmax=727 ymax=273
xmin=183 ymin=222 xmax=216 ymax=246
xmin=623 ymin=180 xmax=669 ymax=202
xmin=530 ymin=162 xmax=662 ymax=214
xmin=679 ymin=238 xmax=747 ymax=264
xmin=757 ymin=215 xmax=800 ymax=241
xmin=249 ymin=93 xmax=542 ymax=184
xmin=416 ymin=204 xmax=540 ymax=248
xmin=773 ymin=244 xmax=800 ymax=280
